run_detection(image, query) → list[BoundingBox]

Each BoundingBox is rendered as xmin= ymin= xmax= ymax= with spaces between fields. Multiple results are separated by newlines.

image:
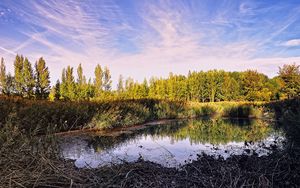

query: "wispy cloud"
xmin=0 ymin=46 xmax=16 ymax=56
xmin=282 ymin=39 xmax=300 ymax=47
xmin=0 ymin=0 xmax=299 ymax=85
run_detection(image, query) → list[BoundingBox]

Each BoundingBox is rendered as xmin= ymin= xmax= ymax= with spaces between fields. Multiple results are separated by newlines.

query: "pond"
xmin=59 ymin=118 xmax=285 ymax=168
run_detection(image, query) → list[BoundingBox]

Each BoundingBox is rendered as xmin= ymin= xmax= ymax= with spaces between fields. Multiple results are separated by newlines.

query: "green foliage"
xmin=241 ymin=70 xmax=272 ymax=101
xmin=103 ymin=66 xmax=112 ymax=91
xmin=94 ymin=64 xmax=103 ymax=97
xmin=60 ymin=66 xmax=76 ymax=100
xmin=0 ymin=58 xmax=7 ymax=94
xmin=278 ymin=64 xmax=300 ymax=99
xmin=1 ymin=55 xmax=299 ymax=103
xmin=13 ymin=55 xmax=24 ymax=96
xmin=35 ymin=57 xmax=50 ymax=99
xmin=49 ymin=80 xmax=61 ymax=101
xmin=117 ymin=75 xmax=124 ymax=94
xmin=22 ymin=58 xmax=35 ymax=98
xmin=0 ymin=96 xmax=269 ymax=136
xmin=172 ymin=119 xmax=271 ymax=145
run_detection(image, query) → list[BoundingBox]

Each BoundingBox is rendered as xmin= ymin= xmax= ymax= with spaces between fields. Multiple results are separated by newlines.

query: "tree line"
xmin=0 ymin=55 xmax=299 ymax=102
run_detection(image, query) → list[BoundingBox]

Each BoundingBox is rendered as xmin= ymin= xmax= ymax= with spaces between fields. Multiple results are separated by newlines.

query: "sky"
xmin=0 ymin=0 xmax=300 ymax=86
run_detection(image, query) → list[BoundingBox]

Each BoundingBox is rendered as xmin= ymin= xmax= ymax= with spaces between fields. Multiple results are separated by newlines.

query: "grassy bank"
xmin=1 ymin=97 xmax=300 ymax=187
xmin=0 ymin=96 xmax=267 ymax=138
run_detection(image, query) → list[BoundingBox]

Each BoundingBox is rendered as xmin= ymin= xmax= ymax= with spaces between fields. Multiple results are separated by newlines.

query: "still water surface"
xmin=59 ymin=118 xmax=284 ymax=168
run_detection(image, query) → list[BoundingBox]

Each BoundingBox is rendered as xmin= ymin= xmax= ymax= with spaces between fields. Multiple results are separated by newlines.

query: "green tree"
xmin=23 ymin=58 xmax=35 ymax=98
xmin=49 ymin=80 xmax=61 ymax=101
xmin=76 ymin=63 xmax=89 ymax=100
xmin=221 ymin=73 xmax=239 ymax=101
xmin=124 ymin=77 xmax=134 ymax=98
xmin=266 ymin=77 xmax=282 ymax=100
xmin=241 ymin=70 xmax=271 ymax=101
xmin=77 ymin=63 xmax=85 ymax=85
xmin=5 ymin=73 xmax=15 ymax=96
xmin=66 ymin=66 xmax=76 ymax=100
xmin=0 ymin=58 xmax=7 ymax=95
xmin=14 ymin=55 xmax=24 ymax=95
xmin=117 ymin=75 xmax=124 ymax=93
xmin=206 ymin=70 xmax=224 ymax=102
xmin=35 ymin=57 xmax=50 ymax=99
xmin=60 ymin=66 xmax=76 ymax=100
xmin=278 ymin=64 xmax=300 ymax=99
xmin=103 ymin=66 xmax=112 ymax=91
xmin=60 ymin=68 xmax=67 ymax=99
xmin=140 ymin=79 xmax=149 ymax=98
xmin=197 ymin=72 xmax=208 ymax=102
xmin=94 ymin=64 xmax=103 ymax=97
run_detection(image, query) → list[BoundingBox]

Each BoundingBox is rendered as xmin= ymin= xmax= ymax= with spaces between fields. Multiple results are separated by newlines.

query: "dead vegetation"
xmin=1 ymin=139 xmax=299 ymax=188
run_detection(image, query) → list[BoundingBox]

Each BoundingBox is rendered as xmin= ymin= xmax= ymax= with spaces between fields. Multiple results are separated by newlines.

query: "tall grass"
xmin=0 ymin=96 xmax=269 ymax=137
xmin=184 ymin=101 xmax=266 ymax=118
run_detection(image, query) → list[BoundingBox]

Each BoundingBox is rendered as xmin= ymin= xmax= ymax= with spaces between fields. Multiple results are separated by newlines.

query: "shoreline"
xmin=51 ymin=116 xmax=275 ymax=137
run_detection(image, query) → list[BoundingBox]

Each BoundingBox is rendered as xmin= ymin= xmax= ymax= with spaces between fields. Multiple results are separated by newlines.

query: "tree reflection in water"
xmin=60 ymin=118 xmax=284 ymax=168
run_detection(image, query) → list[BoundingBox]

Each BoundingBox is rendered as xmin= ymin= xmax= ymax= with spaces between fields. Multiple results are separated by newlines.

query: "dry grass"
xmin=1 ymin=134 xmax=299 ymax=188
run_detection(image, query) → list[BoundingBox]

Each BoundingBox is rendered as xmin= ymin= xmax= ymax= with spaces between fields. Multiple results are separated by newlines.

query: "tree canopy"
xmin=0 ymin=55 xmax=299 ymax=102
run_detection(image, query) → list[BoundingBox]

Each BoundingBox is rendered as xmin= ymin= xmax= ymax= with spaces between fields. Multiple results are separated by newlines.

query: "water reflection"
xmin=60 ymin=118 xmax=284 ymax=168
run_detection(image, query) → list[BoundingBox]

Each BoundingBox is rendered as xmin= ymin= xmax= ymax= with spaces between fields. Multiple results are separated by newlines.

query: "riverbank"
xmin=1 ymin=97 xmax=299 ymax=187
xmin=0 ymin=96 xmax=268 ymax=137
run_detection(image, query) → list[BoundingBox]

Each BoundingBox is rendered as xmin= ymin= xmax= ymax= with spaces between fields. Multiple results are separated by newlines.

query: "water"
xmin=59 ymin=118 xmax=285 ymax=168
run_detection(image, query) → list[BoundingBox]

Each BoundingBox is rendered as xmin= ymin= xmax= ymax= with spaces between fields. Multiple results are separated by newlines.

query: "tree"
xmin=206 ymin=70 xmax=224 ymax=102
xmin=278 ymin=64 xmax=300 ymax=99
xmin=0 ymin=58 xmax=7 ymax=95
xmin=5 ymin=73 xmax=15 ymax=96
xmin=23 ymin=58 xmax=35 ymax=98
xmin=140 ymin=79 xmax=149 ymax=98
xmin=197 ymin=71 xmax=208 ymax=102
xmin=266 ymin=77 xmax=282 ymax=100
xmin=77 ymin=63 xmax=84 ymax=85
xmin=221 ymin=73 xmax=239 ymax=101
xmin=103 ymin=66 xmax=112 ymax=91
xmin=60 ymin=66 xmax=76 ymax=100
xmin=14 ymin=55 xmax=24 ymax=95
xmin=94 ymin=64 xmax=103 ymax=97
xmin=117 ymin=75 xmax=124 ymax=94
xmin=35 ymin=57 xmax=50 ymax=99
xmin=241 ymin=70 xmax=271 ymax=101
xmin=60 ymin=68 xmax=67 ymax=99
xmin=76 ymin=63 xmax=90 ymax=100
xmin=65 ymin=66 xmax=76 ymax=100
xmin=49 ymin=80 xmax=61 ymax=101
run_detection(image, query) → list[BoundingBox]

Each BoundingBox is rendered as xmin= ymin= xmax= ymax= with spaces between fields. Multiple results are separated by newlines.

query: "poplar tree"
xmin=14 ymin=55 xmax=24 ymax=95
xmin=140 ymin=79 xmax=149 ymax=98
xmin=94 ymin=64 xmax=103 ymax=96
xmin=60 ymin=68 xmax=67 ymax=99
xmin=65 ymin=66 xmax=76 ymax=100
xmin=117 ymin=74 xmax=124 ymax=93
xmin=23 ymin=58 xmax=35 ymax=98
xmin=103 ymin=66 xmax=112 ymax=91
xmin=77 ymin=63 xmax=84 ymax=85
xmin=0 ymin=58 xmax=7 ymax=94
xmin=76 ymin=63 xmax=90 ymax=100
xmin=49 ymin=80 xmax=61 ymax=101
xmin=60 ymin=67 xmax=76 ymax=100
xmin=5 ymin=73 xmax=15 ymax=96
xmin=35 ymin=57 xmax=50 ymax=99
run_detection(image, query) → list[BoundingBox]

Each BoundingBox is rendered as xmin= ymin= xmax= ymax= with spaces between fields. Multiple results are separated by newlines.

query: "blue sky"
xmin=0 ymin=0 xmax=300 ymax=85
